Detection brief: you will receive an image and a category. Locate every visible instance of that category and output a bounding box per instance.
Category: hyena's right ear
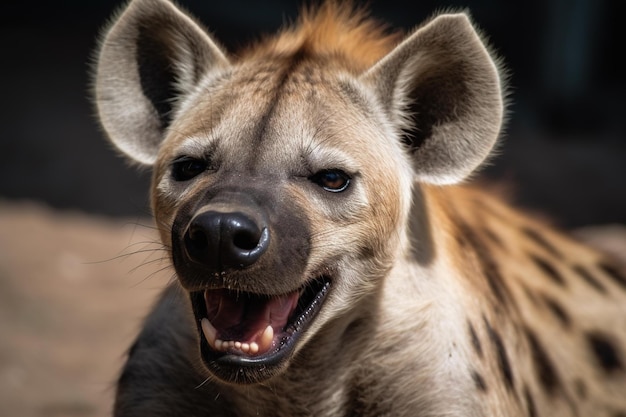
[94,0,229,165]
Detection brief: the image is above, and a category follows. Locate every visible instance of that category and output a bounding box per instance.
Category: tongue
[204,289,299,346]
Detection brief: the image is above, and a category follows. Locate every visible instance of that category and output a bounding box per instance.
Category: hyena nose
[184,211,269,270]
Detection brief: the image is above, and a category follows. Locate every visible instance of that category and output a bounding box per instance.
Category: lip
[190,276,332,384]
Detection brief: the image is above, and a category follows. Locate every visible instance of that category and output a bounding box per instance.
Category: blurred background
[0,1,625,416]
[1,0,625,228]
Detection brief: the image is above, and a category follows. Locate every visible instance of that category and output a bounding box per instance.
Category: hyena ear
[361,13,504,185]
[94,0,230,165]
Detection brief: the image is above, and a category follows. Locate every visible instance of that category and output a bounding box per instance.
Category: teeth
[260,325,274,351]
[201,318,217,348]
[200,319,275,355]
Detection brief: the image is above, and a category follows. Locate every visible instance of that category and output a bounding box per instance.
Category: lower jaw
[191,277,332,384]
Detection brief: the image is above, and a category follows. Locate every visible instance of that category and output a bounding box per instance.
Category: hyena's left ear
[361,13,504,185]
[94,0,230,165]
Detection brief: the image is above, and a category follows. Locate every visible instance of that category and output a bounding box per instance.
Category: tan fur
[93,1,626,416]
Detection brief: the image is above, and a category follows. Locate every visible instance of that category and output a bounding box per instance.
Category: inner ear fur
[93,0,229,165]
[362,13,504,185]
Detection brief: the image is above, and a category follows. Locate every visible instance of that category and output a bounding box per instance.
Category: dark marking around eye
[485,319,514,390]
[525,328,561,393]
[523,227,563,259]
[586,331,624,373]
[541,295,571,328]
[530,254,566,287]
[572,264,607,294]
[598,261,626,290]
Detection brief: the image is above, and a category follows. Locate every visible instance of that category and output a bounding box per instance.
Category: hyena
[93,0,626,415]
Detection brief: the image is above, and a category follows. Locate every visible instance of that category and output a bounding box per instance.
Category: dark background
[1,0,624,228]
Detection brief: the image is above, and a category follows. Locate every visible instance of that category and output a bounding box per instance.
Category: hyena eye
[171,156,208,181]
[309,169,351,193]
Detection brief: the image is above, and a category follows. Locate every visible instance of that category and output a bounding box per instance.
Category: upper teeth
[201,318,275,355]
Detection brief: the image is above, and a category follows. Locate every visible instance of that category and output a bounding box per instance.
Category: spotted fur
[93,1,626,416]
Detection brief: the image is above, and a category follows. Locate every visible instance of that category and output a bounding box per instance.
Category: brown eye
[309,169,351,192]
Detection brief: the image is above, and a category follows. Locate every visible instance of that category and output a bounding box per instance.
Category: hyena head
[94,0,503,384]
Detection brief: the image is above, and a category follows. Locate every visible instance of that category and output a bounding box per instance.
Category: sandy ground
[0,201,171,417]
[0,200,625,417]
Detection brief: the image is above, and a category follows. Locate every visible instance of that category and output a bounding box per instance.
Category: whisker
[128,256,171,274]
[195,376,212,390]
[129,264,176,289]
[85,247,169,265]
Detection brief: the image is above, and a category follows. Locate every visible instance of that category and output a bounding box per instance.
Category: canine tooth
[250,342,259,354]
[201,318,217,348]
[259,325,274,352]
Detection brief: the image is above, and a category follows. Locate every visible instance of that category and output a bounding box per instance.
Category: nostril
[184,225,210,265]
[189,228,209,248]
[233,229,261,251]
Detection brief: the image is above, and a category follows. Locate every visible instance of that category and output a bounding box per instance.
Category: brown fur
[239,1,401,70]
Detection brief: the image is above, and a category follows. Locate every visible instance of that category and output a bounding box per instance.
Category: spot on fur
[587,331,624,373]
[524,386,538,417]
[468,320,483,358]
[574,379,587,399]
[572,264,607,294]
[530,254,566,287]
[483,227,505,248]
[522,284,540,307]
[460,222,514,307]
[485,319,514,390]
[541,295,571,328]
[526,328,562,393]
[523,227,563,259]
[598,261,626,290]
[471,370,487,392]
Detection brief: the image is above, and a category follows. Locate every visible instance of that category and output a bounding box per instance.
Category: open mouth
[190,276,331,380]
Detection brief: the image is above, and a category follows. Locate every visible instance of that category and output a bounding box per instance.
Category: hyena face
[95,0,502,385]
[151,54,412,384]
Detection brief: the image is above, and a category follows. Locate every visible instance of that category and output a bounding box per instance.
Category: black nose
[184,211,269,270]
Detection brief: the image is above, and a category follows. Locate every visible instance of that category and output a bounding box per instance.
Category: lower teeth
[201,318,274,355]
